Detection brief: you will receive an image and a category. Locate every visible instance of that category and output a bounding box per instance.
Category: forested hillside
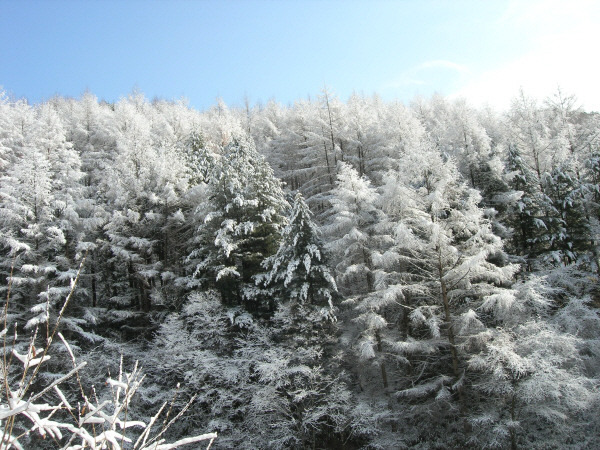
[1,88,599,449]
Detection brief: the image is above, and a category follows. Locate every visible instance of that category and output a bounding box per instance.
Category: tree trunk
[322,139,334,186]
[376,330,389,389]
[437,248,464,406]
[510,379,518,450]
[440,276,460,379]
[91,259,97,307]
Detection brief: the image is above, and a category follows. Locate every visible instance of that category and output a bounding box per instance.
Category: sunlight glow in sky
[1,0,598,111]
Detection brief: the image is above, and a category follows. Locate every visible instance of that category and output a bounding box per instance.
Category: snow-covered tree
[325,162,401,396]
[506,90,553,183]
[542,158,590,265]
[0,101,89,335]
[147,290,356,449]
[189,136,288,313]
[381,148,519,445]
[413,96,493,191]
[260,192,337,318]
[0,89,598,449]
[468,277,598,449]
[326,162,382,297]
[504,143,544,262]
[96,94,191,315]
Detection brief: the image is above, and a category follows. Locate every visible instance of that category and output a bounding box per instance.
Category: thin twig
[21,252,87,399]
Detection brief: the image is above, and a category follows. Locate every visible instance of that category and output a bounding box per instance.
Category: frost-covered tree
[506,90,552,183]
[184,130,214,185]
[0,88,598,449]
[0,91,16,175]
[504,144,544,262]
[0,101,89,334]
[259,192,337,318]
[147,290,357,449]
[97,94,191,316]
[381,148,519,445]
[542,158,590,265]
[0,274,216,450]
[468,277,599,449]
[412,96,494,193]
[326,162,382,297]
[333,94,429,184]
[504,89,598,270]
[189,136,288,313]
[259,98,339,217]
[325,162,400,396]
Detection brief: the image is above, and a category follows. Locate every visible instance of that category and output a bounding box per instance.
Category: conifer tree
[0,102,84,319]
[147,289,356,449]
[384,149,519,445]
[184,130,214,185]
[190,136,288,313]
[468,276,598,449]
[543,158,590,265]
[326,163,396,391]
[326,162,382,297]
[259,191,338,341]
[504,144,544,262]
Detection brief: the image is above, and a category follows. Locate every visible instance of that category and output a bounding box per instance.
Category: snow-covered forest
[1,87,599,449]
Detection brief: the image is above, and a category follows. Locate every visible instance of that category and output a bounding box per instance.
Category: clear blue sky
[1,0,598,111]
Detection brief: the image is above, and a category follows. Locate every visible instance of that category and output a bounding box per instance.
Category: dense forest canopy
[0,87,599,449]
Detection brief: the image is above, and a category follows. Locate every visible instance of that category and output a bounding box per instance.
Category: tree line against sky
[0,88,599,448]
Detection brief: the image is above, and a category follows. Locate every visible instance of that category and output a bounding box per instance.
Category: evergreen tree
[506,90,552,183]
[504,144,544,262]
[190,136,288,313]
[260,192,337,319]
[261,98,339,217]
[325,163,399,395]
[326,162,382,297]
[543,158,590,265]
[147,290,357,449]
[98,94,191,315]
[468,277,598,449]
[184,130,215,185]
[0,102,86,326]
[0,90,598,449]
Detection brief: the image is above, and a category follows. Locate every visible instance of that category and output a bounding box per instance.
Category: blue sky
[1,0,598,111]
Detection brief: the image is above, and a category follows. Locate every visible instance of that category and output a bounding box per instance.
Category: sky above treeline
[1,0,599,112]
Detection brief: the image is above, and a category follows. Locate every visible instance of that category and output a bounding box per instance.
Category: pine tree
[147,290,355,449]
[260,192,337,318]
[543,158,590,265]
[261,98,338,217]
[0,102,85,322]
[506,90,552,183]
[190,136,288,314]
[326,163,398,394]
[468,276,598,449]
[96,94,191,316]
[326,162,382,297]
[257,191,338,355]
[184,130,215,185]
[504,144,544,262]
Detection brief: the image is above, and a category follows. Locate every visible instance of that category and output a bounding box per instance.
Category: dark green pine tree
[542,159,590,265]
[504,144,545,264]
[585,146,600,207]
[259,192,338,322]
[190,136,288,314]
